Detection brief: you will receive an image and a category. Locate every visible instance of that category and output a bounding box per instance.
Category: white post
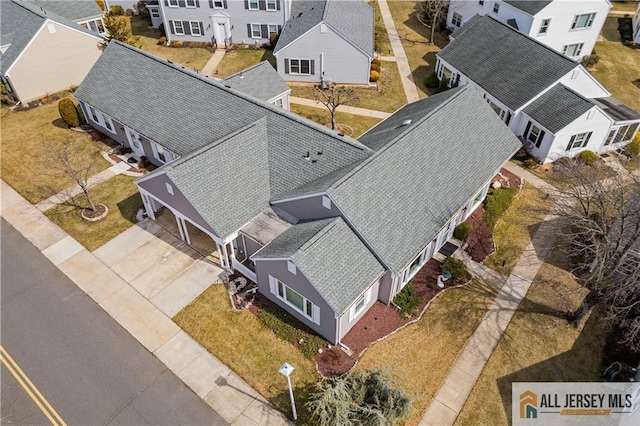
[279,362,297,421]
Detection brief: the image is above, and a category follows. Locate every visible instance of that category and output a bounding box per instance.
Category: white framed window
[266,0,277,11]
[87,105,116,134]
[604,129,616,146]
[173,21,184,35]
[613,124,639,144]
[88,105,99,123]
[562,43,584,58]
[249,0,259,10]
[250,23,261,38]
[168,0,178,7]
[618,252,640,276]
[571,13,596,30]
[150,8,160,18]
[492,3,500,14]
[538,18,550,35]
[269,276,319,324]
[153,143,169,163]
[186,0,196,7]
[452,12,462,28]
[349,288,372,322]
[566,131,592,150]
[287,260,296,275]
[190,21,201,36]
[103,115,115,133]
[272,97,283,108]
[290,59,311,75]
[525,121,545,148]
[268,24,279,36]
[214,0,224,7]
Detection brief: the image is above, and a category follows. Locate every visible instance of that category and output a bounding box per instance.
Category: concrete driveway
[93,220,224,318]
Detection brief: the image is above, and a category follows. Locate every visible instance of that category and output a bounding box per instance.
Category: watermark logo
[520,390,538,419]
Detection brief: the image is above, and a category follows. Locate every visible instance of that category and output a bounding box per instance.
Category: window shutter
[566,135,576,151]
[178,0,186,7]
[584,132,592,147]
[284,58,289,74]
[312,304,320,325]
[195,0,200,6]
[277,0,281,10]
[183,21,191,35]
[261,24,268,39]
[244,0,249,9]
[278,25,282,33]
[169,20,175,34]
[199,22,204,35]
[537,130,545,148]
[505,111,512,126]
[247,23,251,37]
[259,0,266,10]
[524,121,531,138]
[164,0,169,5]
[223,0,227,8]
[269,276,277,295]
[310,60,315,75]
[209,0,213,7]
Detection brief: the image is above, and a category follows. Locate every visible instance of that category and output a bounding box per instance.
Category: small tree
[104,14,132,43]
[313,84,359,131]
[416,0,449,44]
[307,370,411,425]
[58,98,80,127]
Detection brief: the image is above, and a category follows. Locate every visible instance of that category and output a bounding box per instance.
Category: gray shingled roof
[253,217,385,315]
[592,97,640,122]
[27,0,104,21]
[522,84,595,133]
[504,0,553,16]
[274,0,374,57]
[328,86,522,274]
[1,0,103,73]
[75,41,372,201]
[438,15,577,110]
[223,61,290,103]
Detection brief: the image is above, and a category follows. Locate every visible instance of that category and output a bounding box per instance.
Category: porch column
[221,243,230,270]
[142,194,156,220]
[176,215,185,242]
[181,218,191,245]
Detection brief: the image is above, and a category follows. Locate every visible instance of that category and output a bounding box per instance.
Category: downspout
[334,313,340,345]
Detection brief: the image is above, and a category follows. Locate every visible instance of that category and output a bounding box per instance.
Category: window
[87,106,115,134]
[618,252,640,276]
[250,23,261,38]
[186,0,196,7]
[214,0,224,7]
[168,0,178,6]
[249,0,259,10]
[266,0,277,11]
[271,277,318,322]
[562,43,584,58]
[571,13,596,30]
[272,97,283,108]
[526,123,542,144]
[173,20,184,35]
[613,124,639,144]
[190,21,201,36]
[604,129,616,146]
[156,144,167,163]
[493,3,500,14]
[538,18,551,35]
[150,8,160,18]
[268,24,279,36]
[289,59,311,75]
[452,12,462,27]
[88,106,99,123]
[566,132,592,150]
[489,101,502,116]
[103,116,114,132]
[349,288,371,322]
[478,0,484,5]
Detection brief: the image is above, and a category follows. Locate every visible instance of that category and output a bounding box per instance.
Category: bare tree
[416,0,449,44]
[553,159,640,348]
[314,84,359,131]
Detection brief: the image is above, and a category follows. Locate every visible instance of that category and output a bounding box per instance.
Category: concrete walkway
[377,0,421,103]
[201,49,226,76]
[1,180,290,426]
[290,96,392,119]
[420,163,561,425]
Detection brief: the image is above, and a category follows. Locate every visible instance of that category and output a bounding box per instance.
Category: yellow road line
[0,345,66,426]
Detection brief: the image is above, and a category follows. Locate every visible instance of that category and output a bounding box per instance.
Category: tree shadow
[261,49,276,68]
[116,192,143,225]
[633,79,640,90]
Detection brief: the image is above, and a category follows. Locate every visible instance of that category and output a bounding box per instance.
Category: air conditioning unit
[320,76,332,89]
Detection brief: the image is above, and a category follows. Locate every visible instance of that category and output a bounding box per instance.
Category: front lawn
[130,16,212,71]
[290,61,407,113]
[1,101,110,204]
[45,175,142,251]
[210,48,276,77]
[356,279,496,425]
[456,245,609,425]
[290,104,382,138]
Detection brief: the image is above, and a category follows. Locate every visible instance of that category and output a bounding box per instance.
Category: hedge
[483,186,517,230]
[392,284,422,317]
[58,98,80,127]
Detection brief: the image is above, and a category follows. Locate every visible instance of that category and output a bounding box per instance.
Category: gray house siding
[272,194,341,221]
[275,23,371,84]
[137,173,218,236]
[236,232,263,258]
[376,270,394,304]
[337,279,380,342]
[255,258,338,343]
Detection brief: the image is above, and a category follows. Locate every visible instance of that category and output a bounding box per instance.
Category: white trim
[271,192,326,204]
[348,286,372,322]
[266,0,277,11]
[172,20,185,35]
[248,0,259,10]
[288,58,312,75]
[185,0,197,7]
[168,0,179,6]
[190,21,202,36]
[250,23,262,39]
[269,275,320,324]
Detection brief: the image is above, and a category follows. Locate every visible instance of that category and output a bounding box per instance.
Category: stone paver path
[290,96,392,119]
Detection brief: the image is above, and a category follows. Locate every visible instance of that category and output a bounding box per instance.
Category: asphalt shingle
[522,84,595,133]
[27,0,104,21]
[504,0,553,16]
[223,61,290,103]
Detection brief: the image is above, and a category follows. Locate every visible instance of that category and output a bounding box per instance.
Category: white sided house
[446,0,611,60]
[273,0,374,85]
[634,2,640,44]
[0,0,105,103]
[436,15,640,163]
[75,41,520,345]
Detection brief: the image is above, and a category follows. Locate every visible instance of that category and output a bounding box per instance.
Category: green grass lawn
[129,16,212,70]
[211,48,276,77]
[45,175,142,251]
[291,61,406,113]
[370,0,392,55]
[387,0,449,98]
[1,101,110,204]
[456,246,608,425]
[290,104,382,138]
[590,17,640,111]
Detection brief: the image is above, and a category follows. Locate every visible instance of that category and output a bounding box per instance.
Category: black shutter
[169,20,175,34]
[505,111,512,125]
[199,22,204,35]
[247,23,252,37]
[244,0,249,9]
[223,0,227,7]
[284,59,289,74]
[566,135,576,151]
[536,130,545,148]
[261,24,268,39]
[277,0,280,10]
[524,121,531,138]
[259,0,266,10]
[310,59,315,75]
[183,21,191,35]
[195,0,200,6]
[584,132,592,147]
[209,0,213,7]
[164,0,169,5]
[278,25,281,33]
[178,0,185,7]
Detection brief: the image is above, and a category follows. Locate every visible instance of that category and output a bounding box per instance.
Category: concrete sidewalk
[1,180,290,425]
[290,96,392,119]
[201,50,226,76]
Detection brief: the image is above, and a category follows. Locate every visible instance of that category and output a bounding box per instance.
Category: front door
[211,13,231,47]
[125,127,145,157]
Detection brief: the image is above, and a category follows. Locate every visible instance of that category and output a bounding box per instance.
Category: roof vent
[317,149,323,156]
[337,132,344,137]
[401,119,412,126]
[303,150,310,160]
[298,12,302,17]
[225,84,231,88]
[239,72,244,79]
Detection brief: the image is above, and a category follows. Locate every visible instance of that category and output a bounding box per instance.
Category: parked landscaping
[290,104,382,137]
[45,175,142,251]
[211,48,276,78]
[1,101,110,204]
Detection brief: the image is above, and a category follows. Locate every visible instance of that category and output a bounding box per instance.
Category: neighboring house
[158,0,291,47]
[27,0,107,35]
[222,61,291,109]
[436,15,640,163]
[634,2,640,44]
[0,0,105,103]
[610,192,640,279]
[446,0,611,60]
[273,0,374,84]
[75,41,520,344]
[146,1,164,28]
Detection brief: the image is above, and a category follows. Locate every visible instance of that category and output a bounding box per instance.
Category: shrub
[441,257,470,281]
[104,14,132,42]
[392,284,422,317]
[425,72,440,88]
[157,36,166,45]
[171,41,183,48]
[581,54,600,68]
[578,150,598,166]
[58,98,80,127]
[269,32,279,48]
[371,58,381,67]
[453,222,471,241]
[370,63,381,72]
[523,158,538,169]
[369,70,380,82]
[626,137,640,157]
[483,186,517,230]
[107,5,125,15]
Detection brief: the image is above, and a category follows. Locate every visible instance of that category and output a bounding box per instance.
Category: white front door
[211,13,231,46]
[125,127,145,157]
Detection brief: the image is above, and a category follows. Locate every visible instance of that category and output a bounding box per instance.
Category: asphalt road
[0,218,227,425]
